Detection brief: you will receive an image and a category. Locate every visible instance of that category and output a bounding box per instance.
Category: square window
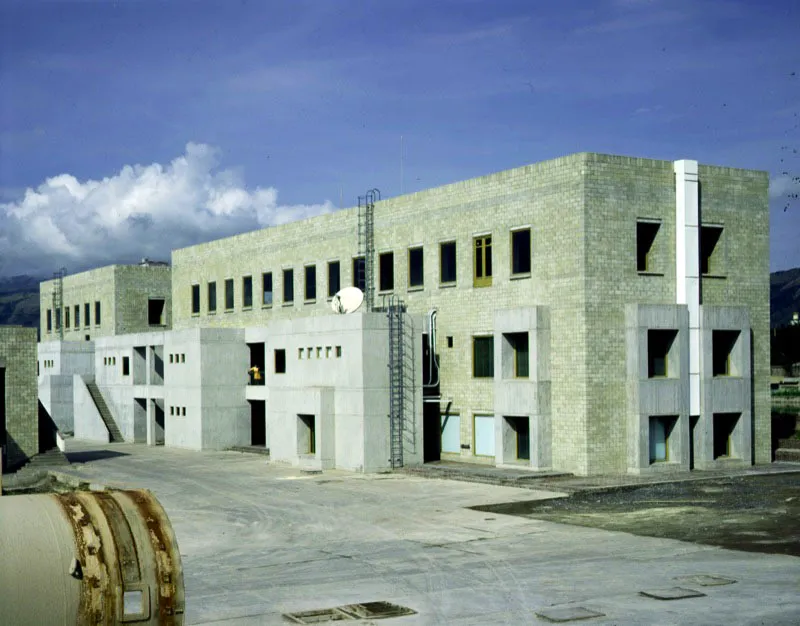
[648,329,677,378]
[473,235,492,287]
[712,330,740,377]
[274,349,286,373]
[191,284,201,314]
[649,416,676,463]
[408,247,424,288]
[473,336,494,378]
[440,241,456,284]
[352,256,366,292]
[283,269,294,303]
[148,298,165,325]
[224,278,234,310]
[305,265,316,301]
[262,272,273,306]
[379,252,394,291]
[208,282,217,313]
[511,229,531,275]
[636,220,661,272]
[700,225,724,275]
[243,276,253,308]
[328,261,340,297]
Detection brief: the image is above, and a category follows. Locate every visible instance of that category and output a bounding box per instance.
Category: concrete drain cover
[339,601,417,619]
[283,607,354,623]
[535,606,606,622]
[639,587,706,601]
[674,574,737,587]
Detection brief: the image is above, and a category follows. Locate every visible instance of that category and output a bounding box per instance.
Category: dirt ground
[472,473,800,557]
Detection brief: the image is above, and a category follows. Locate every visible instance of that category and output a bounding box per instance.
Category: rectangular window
[327,261,340,297]
[504,332,529,378]
[94,301,101,326]
[46,309,52,332]
[84,303,90,327]
[65,307,70,329]
[473,336,494,378]
[274,348,286,373]
[511,229,531,275]
[283,269,294,303]
[700,225,724,275]
[712,330,740,377]
[473,414,495,457]
[148,299,165,325]
[262,272,273,306]
[305,265,316,301]
[224,278,234,310]
[440,241,456,284]
[243,276,253,308]
[649,416,676,463]
[55,308,61,330]
[440,412,461,454]
[122,356,130,376]
[352,256,365,292]
[506,416,530,460]
[379,252,394,291]
[648,329,677,378]
[208,282,217,313]
[637,220,661,272]
[298,414,316,455]
[474,235,492,287]
[713,413,739,459]
[74,305,80,328]
[408,247,424,288]
[191,284,200,314]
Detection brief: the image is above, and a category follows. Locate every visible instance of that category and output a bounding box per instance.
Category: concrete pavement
[55,441,800,625]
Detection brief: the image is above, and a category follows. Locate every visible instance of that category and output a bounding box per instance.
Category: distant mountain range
[1,268,799,331]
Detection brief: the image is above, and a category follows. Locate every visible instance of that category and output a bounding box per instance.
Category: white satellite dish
[331,286,364,314]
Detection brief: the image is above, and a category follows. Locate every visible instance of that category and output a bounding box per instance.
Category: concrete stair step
[775,448,800,463]
[776,437,800,450]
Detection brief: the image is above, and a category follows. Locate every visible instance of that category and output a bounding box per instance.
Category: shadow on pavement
[66,449,130,464]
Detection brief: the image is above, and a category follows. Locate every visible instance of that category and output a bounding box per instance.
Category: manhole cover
[674,574,737,587]
[639,587,706,600]
[535,606,606,622]
[339,601,417,619]
[283,607,354,623]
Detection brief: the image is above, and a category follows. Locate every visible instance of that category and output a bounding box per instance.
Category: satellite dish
[331,287,364,314]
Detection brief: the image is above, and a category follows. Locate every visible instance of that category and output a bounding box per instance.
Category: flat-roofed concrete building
[1,326,40,472]
[38,153,770,476]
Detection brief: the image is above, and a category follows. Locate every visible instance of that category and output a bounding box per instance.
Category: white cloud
[770,175,797,199]
[0,143,334,277]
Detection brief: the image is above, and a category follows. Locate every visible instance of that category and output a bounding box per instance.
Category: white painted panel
[441,414,460,454]
[474,414,495,457]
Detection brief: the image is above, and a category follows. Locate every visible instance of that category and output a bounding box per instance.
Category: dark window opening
[379,252,394,291]
[148,299,165,325]
[507,416,530,460]
[700,225,723,275]
[409,247,424,288]
[74,305,80,328]
[65,307,70,329]
[506,332,529,378]
[46,309,52,332]
[84,303,91,327]
[447,336,454,348]
[55,308,61,330]
[713,330,740,377]
[474,235,492,287]
[274,348,286,373]
[122,356,130,376]
[328,261,340,297]
[94,301,101,326]
[262,272,273,306]
[511,229,531,275]
[353,256,366,292]
[191,284,200,314]
[637,221,661,272]
[440,242,456,284]
[243,276,253,308]
[283,269,294,303]
[298,414,316,455]
[648,329,677,378]
[649,415,676,463]
[473,336,494,378]
[224,278,234,310]
[208,282,217,313]
[305,265,316,301]
[713,413,739,459]
[248,342,265,385]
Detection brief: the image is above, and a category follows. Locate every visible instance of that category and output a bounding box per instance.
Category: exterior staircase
[5,447,71,488]
[86,381,124,442]
[775,437,800,463]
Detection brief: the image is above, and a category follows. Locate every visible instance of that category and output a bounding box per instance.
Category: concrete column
[675,160,701,416]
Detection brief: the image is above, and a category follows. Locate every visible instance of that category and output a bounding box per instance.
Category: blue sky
[1,0,798,276]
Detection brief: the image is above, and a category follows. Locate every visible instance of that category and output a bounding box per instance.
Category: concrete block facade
[1,326,39,471]
[36,152,770,476]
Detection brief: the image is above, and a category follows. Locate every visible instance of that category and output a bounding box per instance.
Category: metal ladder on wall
[53,267,66,340]
[387,295,406,469]
[357,189,379,312]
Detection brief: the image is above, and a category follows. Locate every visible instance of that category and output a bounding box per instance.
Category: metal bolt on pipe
[0,489,185,625]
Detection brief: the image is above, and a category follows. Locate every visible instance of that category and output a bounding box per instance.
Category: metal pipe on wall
[0,488,185,625]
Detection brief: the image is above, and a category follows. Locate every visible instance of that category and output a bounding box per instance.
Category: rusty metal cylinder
[0,489,185,625]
